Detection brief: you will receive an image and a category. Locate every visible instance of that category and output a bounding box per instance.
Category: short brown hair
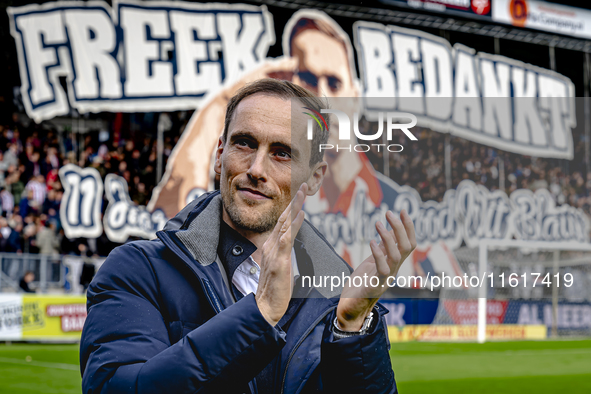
[223,78,329,166]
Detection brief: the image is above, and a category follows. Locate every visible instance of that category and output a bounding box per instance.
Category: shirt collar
[241,248,300,282]
[164,192,351,300]
[217,221,257,283]
[218,221,305,296]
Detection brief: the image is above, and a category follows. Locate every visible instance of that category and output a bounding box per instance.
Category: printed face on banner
[148,9,363,219]
[291,29,356,98]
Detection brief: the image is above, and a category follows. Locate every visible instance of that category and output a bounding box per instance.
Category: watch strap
[332,311,374,339]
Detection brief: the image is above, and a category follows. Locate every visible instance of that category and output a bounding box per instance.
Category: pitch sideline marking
[393,348,591,358]
[0,356,79,371]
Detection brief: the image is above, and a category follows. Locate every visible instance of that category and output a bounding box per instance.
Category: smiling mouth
[237,187,271,200]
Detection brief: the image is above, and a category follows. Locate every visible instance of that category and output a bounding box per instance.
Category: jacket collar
[162,191,352,298]
[175,192,223,266]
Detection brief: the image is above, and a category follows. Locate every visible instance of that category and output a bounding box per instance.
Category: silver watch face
[361,312,374,332]
[333,311,374,337]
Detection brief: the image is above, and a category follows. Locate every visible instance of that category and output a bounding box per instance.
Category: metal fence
[0,253,104,294]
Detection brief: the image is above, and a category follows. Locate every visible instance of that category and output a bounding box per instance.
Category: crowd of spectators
[0,110,590,260]
[362,117,591,216]
[0,111,190,257]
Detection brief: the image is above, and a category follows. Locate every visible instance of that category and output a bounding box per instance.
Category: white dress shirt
[232,248,299,296]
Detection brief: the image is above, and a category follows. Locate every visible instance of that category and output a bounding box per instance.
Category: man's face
[292,29,360,164]
[215,93,321,234]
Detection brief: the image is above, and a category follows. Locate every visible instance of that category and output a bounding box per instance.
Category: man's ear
[306,160,327,196]
[214,137,224,175]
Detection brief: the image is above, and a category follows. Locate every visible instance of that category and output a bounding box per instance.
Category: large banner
[8,0,274,123]
[381,299,591,341]
[355,24,575,159]
[59,162,590,267]
[8,1,575,159]
[387,324,547,341]
[437,299,591,334]
[0,294,86,341]
[9,1,588,266]
[59,164,166,241]
[381,299,439,325]
[506,300,591,332]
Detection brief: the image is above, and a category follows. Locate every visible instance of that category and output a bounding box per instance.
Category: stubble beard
[221,185,285,234]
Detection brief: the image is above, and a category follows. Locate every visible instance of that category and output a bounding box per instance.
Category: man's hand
[255,184,308,326]
[336,210,416,331]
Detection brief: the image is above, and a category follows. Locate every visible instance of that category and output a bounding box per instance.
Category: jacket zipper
[158,231,257,394]
[157,231,224,314]
[160,230,335,394]
[280,306,336,394]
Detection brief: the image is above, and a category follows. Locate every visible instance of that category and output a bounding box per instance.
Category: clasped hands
[255,184,417,330]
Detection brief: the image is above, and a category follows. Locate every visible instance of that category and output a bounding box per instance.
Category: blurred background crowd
[363,118,591,215]
[0,109,588,259]
[0,111,189,258]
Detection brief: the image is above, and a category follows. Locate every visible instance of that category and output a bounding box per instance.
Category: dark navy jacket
[80,191,397,393]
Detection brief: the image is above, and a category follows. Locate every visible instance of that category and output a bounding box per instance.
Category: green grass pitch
[390,340,591,393]
[0,340,590,393]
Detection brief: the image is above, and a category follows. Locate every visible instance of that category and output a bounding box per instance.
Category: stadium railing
[0,253,104,294]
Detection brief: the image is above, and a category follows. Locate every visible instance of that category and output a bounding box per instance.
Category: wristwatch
[332,311,375,339]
